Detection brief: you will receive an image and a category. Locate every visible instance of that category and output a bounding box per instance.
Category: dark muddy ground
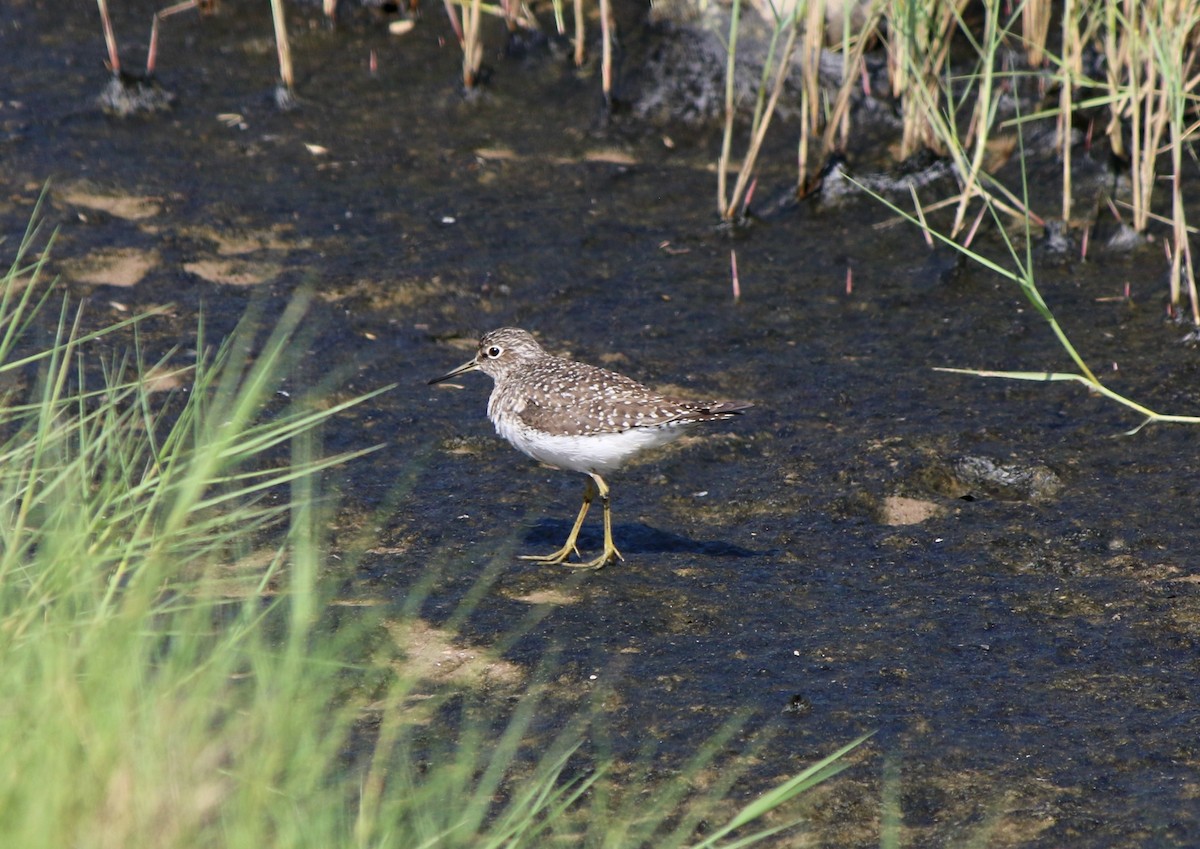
[4,0,1200,845]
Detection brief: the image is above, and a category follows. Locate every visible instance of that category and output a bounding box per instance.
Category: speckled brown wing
[515,357,751,436]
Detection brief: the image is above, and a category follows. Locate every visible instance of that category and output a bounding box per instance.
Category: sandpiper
[429,328,751,569]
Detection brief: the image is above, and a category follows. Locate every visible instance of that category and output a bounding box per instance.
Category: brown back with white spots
[472,329,750,437]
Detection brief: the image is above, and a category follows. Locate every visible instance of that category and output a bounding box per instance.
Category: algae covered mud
[4,0,1200,845]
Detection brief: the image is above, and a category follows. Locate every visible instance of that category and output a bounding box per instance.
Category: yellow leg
[518,473,624,569]
[518,477,595,565]
[577,473,623,570]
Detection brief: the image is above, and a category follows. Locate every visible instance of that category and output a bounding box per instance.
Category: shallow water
[5,0,1200,845]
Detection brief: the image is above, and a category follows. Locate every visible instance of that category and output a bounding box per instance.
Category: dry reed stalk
[947,0,1006,237]
[909,171,1040,230]
[717,0,743,215]
[96,0,121,73]
[886,0,907,98]
[270,0,294,92]
[444,0,466,46]
[798,88,813,193]
[574,0,585,65]
[801,0,826,132]
[796,0,824,192]
[599,0,613,107]
[1113,202,1200,233]
[1101,0,1129,159]
[444,0,545,81]
[961,197,987,248]
[1130,0,1152,232]
[878,187,1031,225]
[1133,45,1168,237]
[1057,0,1083,223]
[463,0,484,87]
[1153,4,1200,321]
[829,0,870,150]
[831,26,851,150]
[1183,240,1199,324]
[723,11,801,219]
[908,185,935,247]
[730,249,741,301]
[1021,0,1051,66]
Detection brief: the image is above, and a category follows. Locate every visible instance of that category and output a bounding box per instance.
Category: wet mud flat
[4,0,1200,845]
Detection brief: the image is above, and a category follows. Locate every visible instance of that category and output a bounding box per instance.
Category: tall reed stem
[270,0,294,92]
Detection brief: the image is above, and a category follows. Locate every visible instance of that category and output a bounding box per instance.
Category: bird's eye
[486,346,502,358]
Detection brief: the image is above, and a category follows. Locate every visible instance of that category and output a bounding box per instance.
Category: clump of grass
[718,0,801,221]
[0,196,383,845]
[886,0,968,160]
[806,0,886,192]
[1,198,872,845]
[857,124,1200,434]
[1140,2,1200,321]
[782,0,1200,318]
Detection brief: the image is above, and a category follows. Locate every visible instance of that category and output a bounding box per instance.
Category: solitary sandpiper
[429,328,752,569]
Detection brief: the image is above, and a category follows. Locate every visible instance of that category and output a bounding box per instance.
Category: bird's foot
[566,543,623,571]
[518,543,580,565]
[518,542,622,570]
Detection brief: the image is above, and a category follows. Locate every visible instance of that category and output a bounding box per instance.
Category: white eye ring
[486,346,503,358]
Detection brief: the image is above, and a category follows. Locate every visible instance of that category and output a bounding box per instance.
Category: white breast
[492,411,687,475]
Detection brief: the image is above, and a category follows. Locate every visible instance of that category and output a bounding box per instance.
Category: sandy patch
[59,185,162,220]
[509,588,579,605]
[880,495,944,525]
[184,258,280,286]
[65,247,159,287]
[388,619,525,691]
[185,224,307,256]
